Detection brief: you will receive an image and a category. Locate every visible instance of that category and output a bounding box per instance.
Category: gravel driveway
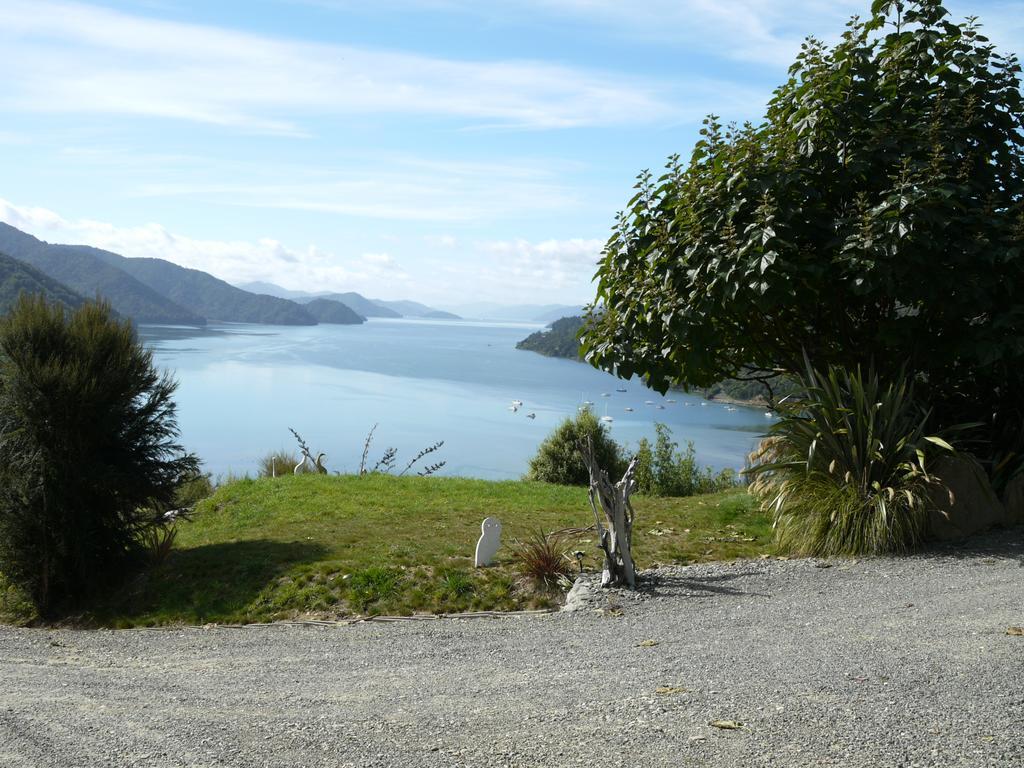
[2,531,1022,768]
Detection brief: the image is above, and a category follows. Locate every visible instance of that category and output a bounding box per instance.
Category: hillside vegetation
[298,291,401,318]
[0,252,86,313]
[0,224,205,325]
[303,298,365,324]
[516,315,585,358]
[86,250,318,325]
[67,476,769,627]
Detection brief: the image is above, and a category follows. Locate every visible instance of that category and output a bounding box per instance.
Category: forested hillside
[82,248,317,325]
[0,252,86,313]
[303,298,365,324]
[515,315,584,358]
[0,224,205,325]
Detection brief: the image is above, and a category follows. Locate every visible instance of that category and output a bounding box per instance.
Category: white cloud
[0,0,683,132]
[431,236,604,302]
[298,1,1024,67]
[0,198,601,304]
[295,0,863,66]
[129,155,586,222]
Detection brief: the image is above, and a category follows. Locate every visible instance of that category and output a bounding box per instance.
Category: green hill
[0,224,205,325]
[82,248,317,326]
[303,298,365,324]
[0,252,87,314]
[515,315,585,358]
[300,292,401,318]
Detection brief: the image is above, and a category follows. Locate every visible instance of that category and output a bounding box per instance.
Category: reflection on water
[140,318,770,480]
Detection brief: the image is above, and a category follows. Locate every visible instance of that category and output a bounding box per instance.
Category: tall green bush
[582,0,1024,484]
[747,364,959,555]
[527,407,625,485]
[0,296,197,614]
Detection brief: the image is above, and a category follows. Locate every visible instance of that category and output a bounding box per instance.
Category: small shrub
[512,530,573,589]
[0,572,38,626]
[346,567,403,613]
[633,437,655,493]
[527,407,625,485]
[141,525,178,567]
[259,450,305,478]
[174,471,214,507]
[748,363,960,556]
[631,424,736,497]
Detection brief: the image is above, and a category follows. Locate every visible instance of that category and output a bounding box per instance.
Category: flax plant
[748,363,964,555]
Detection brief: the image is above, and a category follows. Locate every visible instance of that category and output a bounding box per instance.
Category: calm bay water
[139,318,771,480]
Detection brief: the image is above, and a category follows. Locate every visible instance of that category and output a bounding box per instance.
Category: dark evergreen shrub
[0,296,197,614]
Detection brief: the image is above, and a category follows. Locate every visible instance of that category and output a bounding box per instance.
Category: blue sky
[1,0,1021,306]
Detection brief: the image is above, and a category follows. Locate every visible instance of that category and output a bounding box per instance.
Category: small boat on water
[624,407,634,412]
[645,400,654,405]
[601,392,611,397]
[726,406,737,412]
[657,405,666,410]
[666,399,676,404]
[765,411,773,417]
[600,404,614,423]
[583,400,594,406]
[616,387,627,393]
[511,399,523,407]
[700,402,708,407]
[526,412,536,419]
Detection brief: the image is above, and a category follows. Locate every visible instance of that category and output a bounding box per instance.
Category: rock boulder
[928,455,1007,541]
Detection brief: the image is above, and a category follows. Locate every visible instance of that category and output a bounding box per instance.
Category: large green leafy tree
[0,296,197,614]
[582,0,1024,479]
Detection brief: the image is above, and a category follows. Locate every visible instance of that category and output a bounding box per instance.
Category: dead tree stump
[580,439,639,589]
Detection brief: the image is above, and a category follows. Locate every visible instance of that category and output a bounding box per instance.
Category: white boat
[726,406,737,412]
[624,407,634,412]
[600,415,614,423]
[666,399,676,403]
[601,392,611,397]
[511,399,523,407]
[645,400,654,405]
[583,400,594,406]
[700,402,708,407]
[656,404,666,410]
[765,411,773,417]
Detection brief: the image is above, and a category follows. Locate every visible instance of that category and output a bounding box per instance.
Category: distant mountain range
[236,282,460,320]
[0,223,205,325]
[0,224,446,327]
[443,302,585,323]
[0,222,585,329]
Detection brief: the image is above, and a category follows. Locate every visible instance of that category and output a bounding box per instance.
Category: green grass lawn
[9,475,773,627]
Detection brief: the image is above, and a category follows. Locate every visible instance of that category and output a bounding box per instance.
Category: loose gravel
[2,531,1022,767]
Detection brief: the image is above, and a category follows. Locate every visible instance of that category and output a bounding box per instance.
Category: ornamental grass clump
[512,530,573,589]
[748,363,960,556]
